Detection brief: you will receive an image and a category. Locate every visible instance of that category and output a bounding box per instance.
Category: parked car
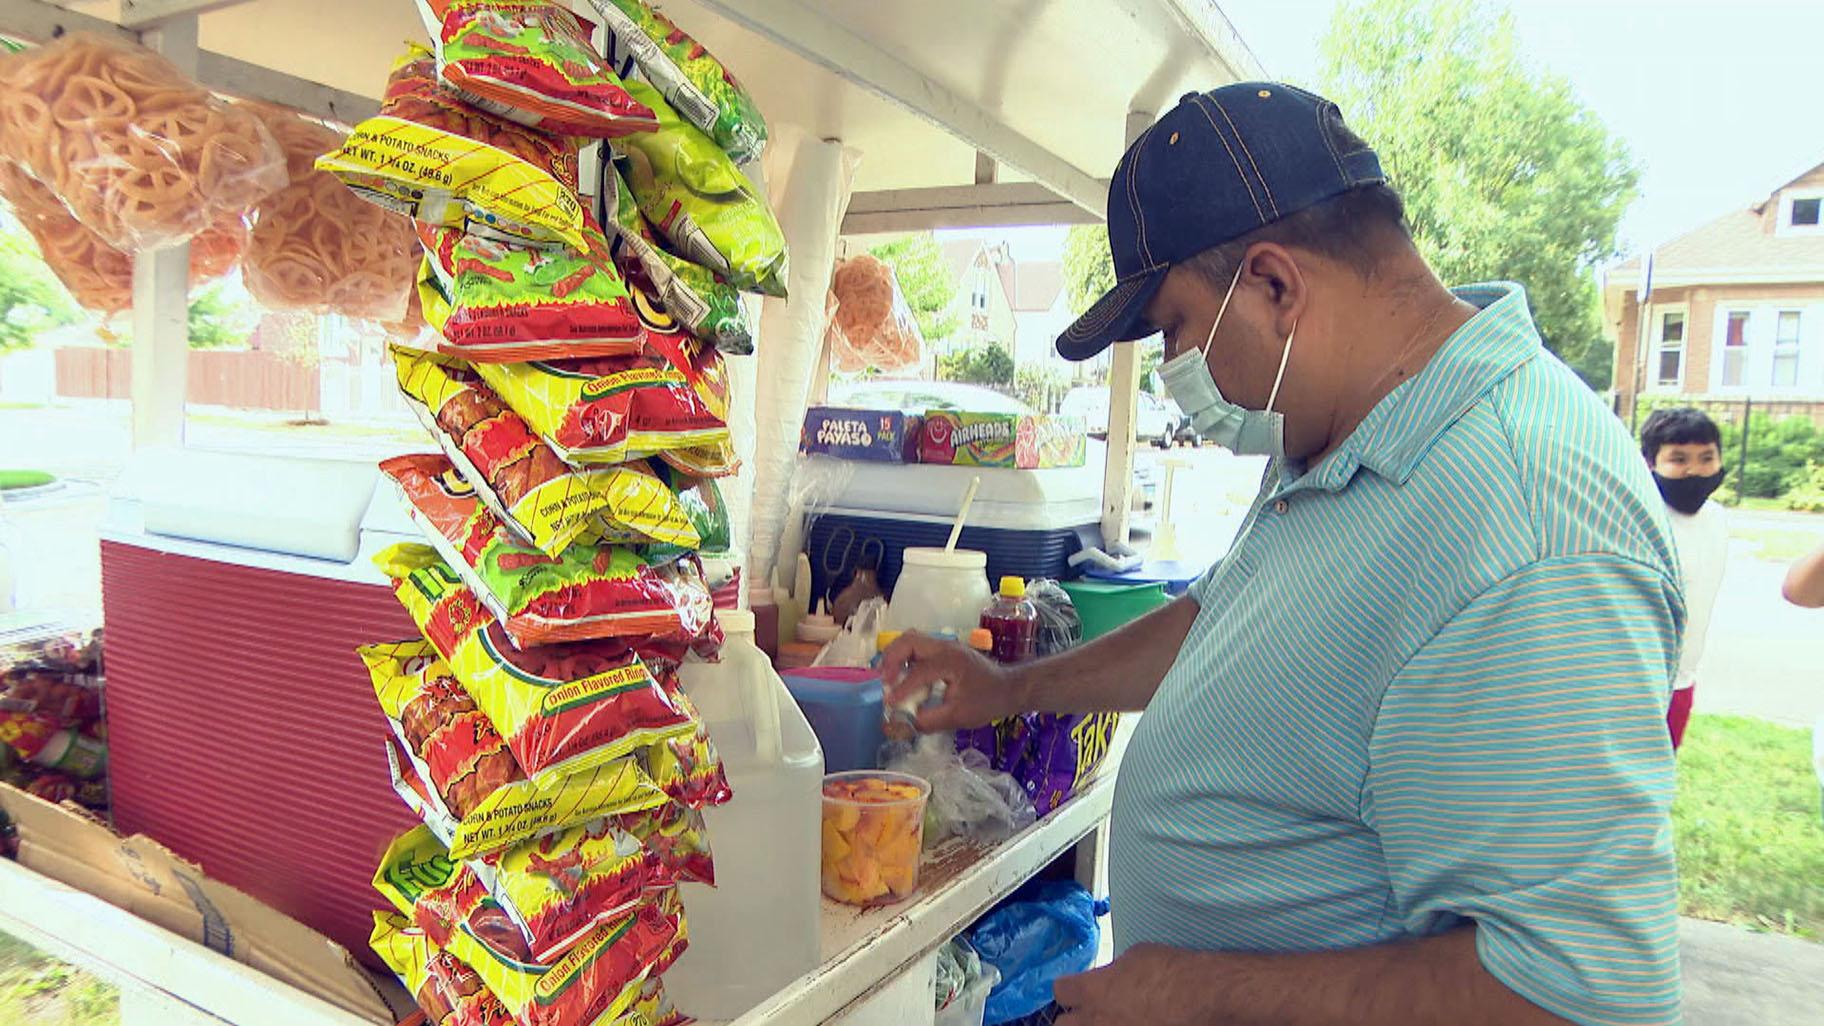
[829,379,1031,414]
[1059,387,1177,448]
[1162,396,1202,446]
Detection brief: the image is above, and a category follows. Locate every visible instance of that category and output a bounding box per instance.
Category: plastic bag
[417,0,657,138]
[0,163,245,315]
[811,596,887,668]
[241,102,418,321]
[1024,580,1083,658]
[391,347,703,558]
[418,218,647,361]
[935,937,999,1013]
[966,880,1100,1026]
[886,733,1035,845]
[602,165,752,355]
[611,79,787,297]
[829,255,924,374]
[0,33,287,251]
[594,0,767,162]
[618,800,715,887]
[319,45,586,251]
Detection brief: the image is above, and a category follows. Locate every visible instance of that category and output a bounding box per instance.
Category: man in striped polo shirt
[882,83,1683,1026]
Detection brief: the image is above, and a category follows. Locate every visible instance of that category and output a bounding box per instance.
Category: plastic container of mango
[820,770,930,907]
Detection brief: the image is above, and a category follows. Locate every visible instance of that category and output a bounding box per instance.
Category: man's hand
[878,632,1026,732]
[1053,945,1212,1026]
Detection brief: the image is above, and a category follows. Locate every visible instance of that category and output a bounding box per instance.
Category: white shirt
[1667,500,1728,690]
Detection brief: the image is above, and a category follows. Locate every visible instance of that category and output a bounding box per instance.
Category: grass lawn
[1673,714,1824,939]
[0,930,117,1026]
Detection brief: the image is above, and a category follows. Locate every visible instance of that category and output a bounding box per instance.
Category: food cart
[0,0,1262,1022]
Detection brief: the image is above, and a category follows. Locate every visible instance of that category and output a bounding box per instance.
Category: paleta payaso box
[916,411,1086,469]
[800,407,921,462]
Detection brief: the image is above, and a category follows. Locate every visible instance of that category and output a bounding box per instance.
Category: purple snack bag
[1012,711,1121,815]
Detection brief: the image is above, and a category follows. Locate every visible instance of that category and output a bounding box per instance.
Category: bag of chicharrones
[0,32,286,251]
[830,255,924,374]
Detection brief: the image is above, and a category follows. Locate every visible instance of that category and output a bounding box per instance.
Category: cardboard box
[800,407,921,462]
[0,782,409,1024]
[916,412,1087,469]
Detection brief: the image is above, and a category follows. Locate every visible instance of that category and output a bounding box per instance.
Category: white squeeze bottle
[669,609,826,1019]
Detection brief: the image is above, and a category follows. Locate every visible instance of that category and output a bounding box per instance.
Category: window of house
[1772,310,1802,387]
[1721,311,1749,387]
[1793,198,1822,227]
[1654,310,1685,388]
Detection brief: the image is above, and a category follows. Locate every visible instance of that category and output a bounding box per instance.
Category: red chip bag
[392,347,702,558]
[644,677,732,809]
[618,800,715,887]
[417,0,658,138]
[418,219,647,363]
[473,285,731,466]
[472,818,650,962]
[382,453,715,647]
[449,891,681,1026]
[319,45,585,251]
[379,544,701,787]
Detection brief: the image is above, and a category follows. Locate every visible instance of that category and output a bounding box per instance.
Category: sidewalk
[1682,917,1824,1024]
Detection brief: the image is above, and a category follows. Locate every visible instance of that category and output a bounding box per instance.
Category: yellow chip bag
[318,44,586,251]
[377,544,699,786]
[473,818,650,962]
[367,647,671,859]
[392,347,702,558]
[371,911,465,1026]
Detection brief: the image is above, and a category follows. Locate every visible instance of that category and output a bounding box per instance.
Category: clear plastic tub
[821,770,930,907]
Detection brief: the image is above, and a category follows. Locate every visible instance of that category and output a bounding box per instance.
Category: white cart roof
[26,0,1262,216]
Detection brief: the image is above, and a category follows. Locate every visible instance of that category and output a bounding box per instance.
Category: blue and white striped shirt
[1109,283,1683,1025]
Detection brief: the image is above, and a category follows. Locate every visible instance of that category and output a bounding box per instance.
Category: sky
[1218,0,1824,254]
[943,0,1824,265]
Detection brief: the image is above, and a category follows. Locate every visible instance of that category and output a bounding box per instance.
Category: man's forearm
[1784,545,1824,608]
[1156,928,1569,1026]
[1012,595,1199,715]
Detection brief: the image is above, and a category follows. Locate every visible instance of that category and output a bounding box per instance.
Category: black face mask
[1653,470,1725,515]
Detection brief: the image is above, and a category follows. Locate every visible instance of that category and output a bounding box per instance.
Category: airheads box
[917,412,1086,469]
[800,407,921,462]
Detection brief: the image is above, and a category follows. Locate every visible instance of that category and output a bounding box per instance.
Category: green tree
[867,233,959,348]
[1062,225,1115,316]
[937,342,1015,387]
[1317,0,1636,389]
[187,282,257,349]
[0,228,78,349]
[1014,364,1068,412]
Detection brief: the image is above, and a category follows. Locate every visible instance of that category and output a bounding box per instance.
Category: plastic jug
[669,610,826,1019]
[884,547,992,637]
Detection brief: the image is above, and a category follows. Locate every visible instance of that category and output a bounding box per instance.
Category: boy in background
[1641,407,1730,750]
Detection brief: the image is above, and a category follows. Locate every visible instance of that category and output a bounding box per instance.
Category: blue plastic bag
[966,880,1100,1025]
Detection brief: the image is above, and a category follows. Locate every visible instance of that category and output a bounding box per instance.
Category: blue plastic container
[780,667,886,773]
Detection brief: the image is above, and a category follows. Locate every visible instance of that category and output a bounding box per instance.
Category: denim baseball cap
[1057,82,1385,361]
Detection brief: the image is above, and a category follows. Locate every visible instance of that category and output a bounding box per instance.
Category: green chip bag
[602,166,752,355]
[592,0,767,163]
[611,79,787,299]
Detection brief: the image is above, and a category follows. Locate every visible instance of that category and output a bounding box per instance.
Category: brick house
[1606,162,1824,426]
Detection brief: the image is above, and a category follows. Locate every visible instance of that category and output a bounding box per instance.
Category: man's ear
[1240,243,1307,338]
